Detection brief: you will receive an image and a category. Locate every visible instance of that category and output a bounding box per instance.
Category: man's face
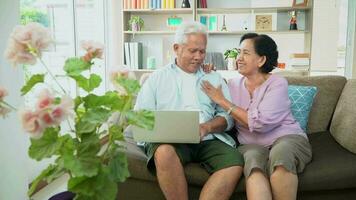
[174,33,207,73]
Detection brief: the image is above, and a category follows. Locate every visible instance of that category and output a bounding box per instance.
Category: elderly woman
[201,33,312,200]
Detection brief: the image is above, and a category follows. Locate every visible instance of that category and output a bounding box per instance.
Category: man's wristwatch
[227,105,236,115]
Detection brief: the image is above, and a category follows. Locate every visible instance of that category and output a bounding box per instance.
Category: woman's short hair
[174,21,208,44]
[240,33,278,73]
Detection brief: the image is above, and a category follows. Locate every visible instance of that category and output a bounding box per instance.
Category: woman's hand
[201,64,216,73]
[201,80,225,104]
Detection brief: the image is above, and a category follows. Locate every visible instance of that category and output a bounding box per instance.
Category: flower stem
[38,58,67,95]
[1,101,17,111]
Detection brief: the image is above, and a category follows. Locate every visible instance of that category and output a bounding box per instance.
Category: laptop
[132,110,200,143]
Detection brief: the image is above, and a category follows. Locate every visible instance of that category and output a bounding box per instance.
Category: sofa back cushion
[288,85,318,132]
[330,79,356,154]
[285,76,346,133]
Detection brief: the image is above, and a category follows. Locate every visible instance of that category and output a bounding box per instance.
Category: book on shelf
[124,43,131,67]
[124,42,143,69]
[208,15,218,31]
[199,15,208,26]
[198,0,207,8]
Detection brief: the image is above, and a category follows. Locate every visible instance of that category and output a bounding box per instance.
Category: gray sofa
[117,75,356,200]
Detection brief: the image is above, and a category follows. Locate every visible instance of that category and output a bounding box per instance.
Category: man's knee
[154,144,179,169]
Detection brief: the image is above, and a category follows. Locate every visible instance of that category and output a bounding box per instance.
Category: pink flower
[0,86,8,100]
[20,110,44,138]
[37,94,74,127]
[51,96,74,125]
[81,40,104,62]
[4,22,52,66]
[36,89,54,109]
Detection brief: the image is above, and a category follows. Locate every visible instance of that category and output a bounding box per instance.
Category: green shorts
[144,139,244,175]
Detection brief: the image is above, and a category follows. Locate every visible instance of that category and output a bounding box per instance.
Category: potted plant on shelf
[2,22,154,200]
[224,48,239,70]
[128,15,144,31]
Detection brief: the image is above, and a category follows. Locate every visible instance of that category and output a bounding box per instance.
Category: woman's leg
[270,166,298,200]
[247,169,272,200]
[238,144,271,200]
[268,134,312,200]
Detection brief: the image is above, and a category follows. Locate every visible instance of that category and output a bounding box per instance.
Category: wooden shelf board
[123,8,193,14]
[197,6,311,14]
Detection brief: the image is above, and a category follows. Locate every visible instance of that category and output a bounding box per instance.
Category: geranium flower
[4,22,52,66]
[36,89,55,110]
[20,109,44,138]
[0,86,13,118]
[0,86,8,100]
[81,40,104,62]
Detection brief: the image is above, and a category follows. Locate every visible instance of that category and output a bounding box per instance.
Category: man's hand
[199,122,211,141]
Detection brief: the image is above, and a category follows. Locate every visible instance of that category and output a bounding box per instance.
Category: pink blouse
[228,74,307,147]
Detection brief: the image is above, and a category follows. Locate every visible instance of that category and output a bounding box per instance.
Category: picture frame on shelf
[255,14,272,31]
[292,0,308,7]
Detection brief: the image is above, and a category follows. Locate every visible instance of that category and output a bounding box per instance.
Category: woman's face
[236,39,265,77]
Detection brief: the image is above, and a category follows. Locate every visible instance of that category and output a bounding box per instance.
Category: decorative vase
[131,23,140,31]
[181,0,190,8]
[227,58,236,70]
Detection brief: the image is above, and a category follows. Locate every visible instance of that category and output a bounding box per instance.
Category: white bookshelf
[121,0,313,71]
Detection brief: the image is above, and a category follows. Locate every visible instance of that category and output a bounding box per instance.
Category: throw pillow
[288,85,318,132]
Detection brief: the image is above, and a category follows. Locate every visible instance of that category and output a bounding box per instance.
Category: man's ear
[173,43,179,53]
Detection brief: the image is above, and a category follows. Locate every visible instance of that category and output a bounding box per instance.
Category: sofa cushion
[285,76,346,133]
[298,131,356,191]
[330,79,356,154]
[124,130,356,193]
[288,85,318,132]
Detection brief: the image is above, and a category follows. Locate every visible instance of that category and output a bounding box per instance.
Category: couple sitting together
[134,21,312,200]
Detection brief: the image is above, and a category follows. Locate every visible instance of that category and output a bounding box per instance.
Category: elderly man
[134,21,243,200]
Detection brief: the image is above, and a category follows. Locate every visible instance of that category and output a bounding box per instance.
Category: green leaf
[81,107,111,124]
[28,164,59,196]
[116,77,140,95]
[63,134,101,177]
[109,125,124,141]
[71,74,101,93]
[64,57,91,76]
[28,127,60,161]
[83,92,125,110]
[75,120,97,134]
[21,74,44,95]
[74,96,83,111]
[58,134,75,156]
[68,167,118,200]
[45,158,66,183]
[108,151,130,182]
[126,110,155,130]
[68,176,96,197]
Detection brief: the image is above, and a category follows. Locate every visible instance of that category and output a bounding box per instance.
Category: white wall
[310,0,339,71]
[345,0,356,78]
[0,0,28,199]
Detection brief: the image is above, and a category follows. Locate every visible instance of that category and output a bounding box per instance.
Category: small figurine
[289,11,298,30]
[221,15,227,31]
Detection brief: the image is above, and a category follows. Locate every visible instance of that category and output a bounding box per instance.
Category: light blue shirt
[134,63,236,147]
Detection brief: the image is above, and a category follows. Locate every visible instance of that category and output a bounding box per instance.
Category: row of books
[124,42,143,69]
[124,0,176,9]
[197,0,208,8]
[289,53,310,70]
[199,15,219,31]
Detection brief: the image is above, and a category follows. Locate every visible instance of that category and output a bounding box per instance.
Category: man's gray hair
[174,21,208,44]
